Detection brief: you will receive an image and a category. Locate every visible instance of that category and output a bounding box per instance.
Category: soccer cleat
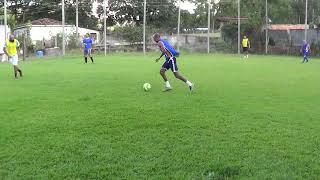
[188,83,194,92]
[189,84,193,91]
[163,87,173,92]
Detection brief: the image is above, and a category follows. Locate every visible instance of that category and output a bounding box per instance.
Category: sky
[180,1,197,13]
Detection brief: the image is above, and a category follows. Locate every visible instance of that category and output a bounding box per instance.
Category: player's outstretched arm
[3,46,10,58]
[156,53,165,62]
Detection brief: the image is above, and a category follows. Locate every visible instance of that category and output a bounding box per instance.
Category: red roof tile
[31,18,65,25]
[269,24,308,30]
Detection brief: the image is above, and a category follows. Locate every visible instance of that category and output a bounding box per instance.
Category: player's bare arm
[156,53,165,62]
[3,47,10,58]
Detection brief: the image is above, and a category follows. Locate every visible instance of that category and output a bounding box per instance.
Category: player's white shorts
[9,54,19,66]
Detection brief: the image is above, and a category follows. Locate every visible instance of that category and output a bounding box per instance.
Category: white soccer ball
[143,83,152,91]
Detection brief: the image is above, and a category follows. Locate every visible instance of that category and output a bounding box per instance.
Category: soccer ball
[143,83,152,91]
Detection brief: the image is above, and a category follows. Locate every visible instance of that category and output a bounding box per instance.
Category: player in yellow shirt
[242,36,250,59]
[3,35,23,79]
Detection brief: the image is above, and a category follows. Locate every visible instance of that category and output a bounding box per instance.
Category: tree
[0,8,17,30]
[96,0,179,30]
[2,0,99,29]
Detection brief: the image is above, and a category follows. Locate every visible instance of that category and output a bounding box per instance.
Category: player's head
[244,35,247,39]
[9,34,15,42]
[303,40,307,44]
[153,33,161,42]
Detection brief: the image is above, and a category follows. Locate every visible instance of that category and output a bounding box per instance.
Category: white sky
[180,1,197,13]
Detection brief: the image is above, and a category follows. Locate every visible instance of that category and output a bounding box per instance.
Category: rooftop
[31,18,66,25]
[216,17,249,22]
[269,24,309,30]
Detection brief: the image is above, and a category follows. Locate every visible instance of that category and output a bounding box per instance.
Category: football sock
[186,80,192,86]
[85,57,88,63]
[18,69,22,77]
[90,57,94,63]
[165,81,171,88]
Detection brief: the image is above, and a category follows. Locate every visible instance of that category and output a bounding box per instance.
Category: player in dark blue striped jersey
[153,33,193,91]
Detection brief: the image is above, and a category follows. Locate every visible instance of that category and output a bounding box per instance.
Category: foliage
[112,25,159,43]
[56,33,63,49]
[193,0,320,34]
[67,33,81,49]
[96,0,178,29]
[114,26,144,43]
[34,40,44,51]
[1,0,99,29]
[16,34,33,52]
[55,32,79,50]
[0,9,17,31]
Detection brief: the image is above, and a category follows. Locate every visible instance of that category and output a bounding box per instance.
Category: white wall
[14,25,100,43]
[78,27,100,42]
[0,25,11,54]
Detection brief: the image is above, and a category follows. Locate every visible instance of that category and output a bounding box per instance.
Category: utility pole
[4,0,7,39]
[143,0,147,54]
[177,0,181,51]
[207,0,211,54]
[104,0,107,56]
[62,0,65,56]
[265,0,268,54]
[304,0,308,41]
[76,0,79,37]
[238,0,241,54]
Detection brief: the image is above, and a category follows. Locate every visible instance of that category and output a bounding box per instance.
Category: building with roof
[266,24,320,47]
[14,18,100,43]
[216,16,249,29]
[268,24,309,31]
[0,25,10,55]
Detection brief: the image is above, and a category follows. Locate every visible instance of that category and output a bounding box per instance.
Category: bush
[56,33,63,49]
[55,33,80,50]
[67,33,81,50]
[16,34,34,55]
[34,41,44,51]
[112,25,159,44]
[113,26,143,43]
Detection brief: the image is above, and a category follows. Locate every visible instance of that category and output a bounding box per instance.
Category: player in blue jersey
[301,40,310,63]
[153,33,193,91]
[82,34,94,64]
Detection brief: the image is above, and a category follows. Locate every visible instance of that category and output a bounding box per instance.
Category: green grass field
[1,53,320,179]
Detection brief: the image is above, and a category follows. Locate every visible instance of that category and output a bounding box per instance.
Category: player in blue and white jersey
[153,33,193,91]
[83,34,94,64]
[301,40,310,63]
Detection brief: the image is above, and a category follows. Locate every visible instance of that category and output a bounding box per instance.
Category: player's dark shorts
[162,57,178,72]
[243,47,248,52]
[84,48,92,55]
